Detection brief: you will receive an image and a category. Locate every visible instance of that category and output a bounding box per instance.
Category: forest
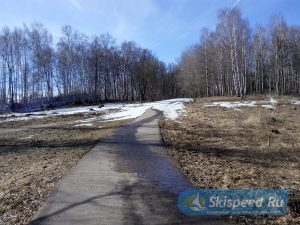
[0,8,300,112]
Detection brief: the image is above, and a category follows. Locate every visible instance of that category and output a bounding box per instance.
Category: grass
[0,115,130,225]
[160,96,300,225]
[0,110,107,129]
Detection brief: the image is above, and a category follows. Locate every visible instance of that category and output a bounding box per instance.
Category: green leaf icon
[200,197,206,207]
[183,194,197,208]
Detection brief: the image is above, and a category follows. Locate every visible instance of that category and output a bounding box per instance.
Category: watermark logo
[182,193,207,211]
[178,189,289,216]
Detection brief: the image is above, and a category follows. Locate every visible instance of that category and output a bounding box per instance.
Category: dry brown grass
[0,116,130,225]
[0,109,109,129]
[160,96,300,225]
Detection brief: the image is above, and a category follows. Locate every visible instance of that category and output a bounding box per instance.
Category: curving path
[30,109,231,225]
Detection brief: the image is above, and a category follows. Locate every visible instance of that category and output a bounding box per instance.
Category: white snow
[0,105,102,119]
[261,97,277,108]
[102,104,150,121]
[291,99,300,105]
[269,97,278,104]
[102,98,193,121]
[204,97,279,110]
[74,123,93,127]
[204,101,257,111]
[261,105,275,109]
[151,98,192,120]
[0,98,193,123]
[0,103,128,123]
[20,135,35,140]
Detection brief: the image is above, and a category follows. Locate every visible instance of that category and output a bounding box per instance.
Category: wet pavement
[114,110,191,194]
[29,109,232,225]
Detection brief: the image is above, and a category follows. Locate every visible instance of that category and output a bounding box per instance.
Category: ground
[160,96,300,225]
[0,112,130,225]
[1,97,300,225]
[29,109,219,225]
[0,99,191,225]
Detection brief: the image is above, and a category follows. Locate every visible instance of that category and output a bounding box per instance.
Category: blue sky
[0,0,299,64]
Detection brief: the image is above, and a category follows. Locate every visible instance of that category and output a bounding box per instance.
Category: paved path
[30,109,231,225]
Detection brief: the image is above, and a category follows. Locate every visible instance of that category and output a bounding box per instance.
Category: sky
[0,0,299,64]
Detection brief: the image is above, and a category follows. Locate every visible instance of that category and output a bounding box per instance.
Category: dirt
[0,115,130,225]
[160,96,300,225]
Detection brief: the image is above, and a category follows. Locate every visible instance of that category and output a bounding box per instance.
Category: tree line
[1,8,300,112]
[177,8,300,98]
[0,24,177,111]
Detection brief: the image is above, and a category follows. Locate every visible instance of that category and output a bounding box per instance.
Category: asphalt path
[30,109,232,225]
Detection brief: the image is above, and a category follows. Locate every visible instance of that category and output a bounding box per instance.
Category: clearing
[0,99,191,225]
[160,96,300,225]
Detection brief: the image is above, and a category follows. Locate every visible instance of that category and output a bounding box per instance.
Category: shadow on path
[29,109,232,225]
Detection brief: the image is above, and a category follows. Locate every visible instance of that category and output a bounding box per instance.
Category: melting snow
[151,98,192,120]
[0,106,102,119]
[204,101,257,111]
[0,98,193,122]
[20,135,35,140]
[204,98,279,110]
[261,105,275,109]
[102,98,193,121]
[291,99,300,105]
[102,104,150,121]
[74,123,93,127]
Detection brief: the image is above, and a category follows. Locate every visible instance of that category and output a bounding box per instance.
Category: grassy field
[1,97,299,225]
[0,114,129,225]
[160,96,300,225]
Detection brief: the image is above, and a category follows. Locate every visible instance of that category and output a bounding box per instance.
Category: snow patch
[20,135,34,140]
[205,101,257,111]
[151,98,192,120]
[204,98,279,110]
[0,104,124,123]
[74,123,93,127]
[291,99,300,105]
[0,105,105,123]
[102,105,150,121]
[261,97,277,108]
[261,105,275,109]
[269,97,278,104]
[0,98,193,123]
[103,98,193,121]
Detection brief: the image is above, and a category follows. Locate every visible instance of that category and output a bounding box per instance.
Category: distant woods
[177,8,300,98]
[0,24,178,111]
[1,8,300,112]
